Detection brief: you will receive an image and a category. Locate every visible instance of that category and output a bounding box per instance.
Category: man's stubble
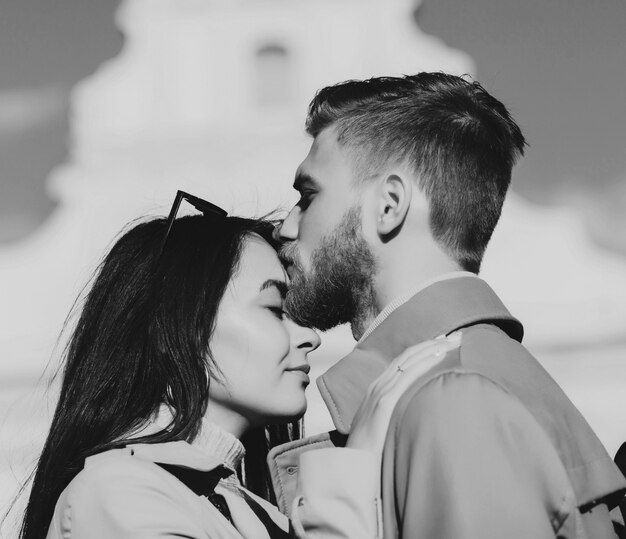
[280,206,377,338]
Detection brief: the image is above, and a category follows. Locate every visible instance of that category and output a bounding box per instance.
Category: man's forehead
[298,128,351,176]
[297,134,325,171]
[312,126,341,154]
[293,139,323,187]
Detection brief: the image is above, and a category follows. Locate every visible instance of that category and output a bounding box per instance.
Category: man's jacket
[268,277,626,538]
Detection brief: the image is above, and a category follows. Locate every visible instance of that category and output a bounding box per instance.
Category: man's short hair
[305,72,527,273]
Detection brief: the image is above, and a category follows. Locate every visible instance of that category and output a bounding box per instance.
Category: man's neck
[349,238,462,340]
[375,261,462,313]
[352,269,476,342]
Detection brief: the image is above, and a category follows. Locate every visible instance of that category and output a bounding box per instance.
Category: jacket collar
[85,441,234,498]
[317,276,524,434]
[86,440,232,476]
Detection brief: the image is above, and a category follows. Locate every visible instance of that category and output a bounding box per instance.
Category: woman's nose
[299,326,321,353]
[286,318,321,353]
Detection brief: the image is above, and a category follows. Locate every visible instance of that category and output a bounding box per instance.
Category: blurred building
[0,0,471,524]
[0,0,471,375]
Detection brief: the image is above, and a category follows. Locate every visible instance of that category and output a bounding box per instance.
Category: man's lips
[281,259,299,279]
[279,245,299,276]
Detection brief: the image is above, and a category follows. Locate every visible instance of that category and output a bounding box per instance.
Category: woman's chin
[263,404,307,426]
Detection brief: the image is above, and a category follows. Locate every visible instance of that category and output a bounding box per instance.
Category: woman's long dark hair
[19,213,300,539]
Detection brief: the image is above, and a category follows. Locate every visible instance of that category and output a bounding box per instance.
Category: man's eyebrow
[293,171,319,191]
[259,279,288,298]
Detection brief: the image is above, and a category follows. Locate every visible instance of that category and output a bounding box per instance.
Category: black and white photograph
[1,0,626,537]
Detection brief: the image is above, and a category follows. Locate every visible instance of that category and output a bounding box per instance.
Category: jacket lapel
[317,277,523,434]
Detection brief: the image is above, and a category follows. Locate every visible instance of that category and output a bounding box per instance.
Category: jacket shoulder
[459,323,534,363]
[53,449,206,538]
[380,369,582,538]
[389,326,626,512]
[73,448,177,492]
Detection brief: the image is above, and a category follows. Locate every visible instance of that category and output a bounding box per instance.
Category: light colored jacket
[46,440,289,538]
[46,438,376,538]
[270,277,626,538]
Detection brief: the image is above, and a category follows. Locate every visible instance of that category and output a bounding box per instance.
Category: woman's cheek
[255,315,292,361]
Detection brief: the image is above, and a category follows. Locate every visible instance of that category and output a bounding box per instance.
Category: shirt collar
[358,271,478,343]
[317,276,524,435]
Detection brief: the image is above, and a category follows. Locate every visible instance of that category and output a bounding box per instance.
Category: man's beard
[280,206,377,335]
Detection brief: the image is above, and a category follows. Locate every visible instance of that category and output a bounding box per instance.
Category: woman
[20,193,322,539]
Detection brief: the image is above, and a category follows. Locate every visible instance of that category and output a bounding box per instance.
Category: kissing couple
[24,73,625,539]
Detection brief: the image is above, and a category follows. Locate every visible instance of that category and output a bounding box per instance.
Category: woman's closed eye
[267,305,285,319]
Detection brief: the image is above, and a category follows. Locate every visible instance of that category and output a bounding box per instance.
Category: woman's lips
[287,370,310,384]
[285,364,311,384]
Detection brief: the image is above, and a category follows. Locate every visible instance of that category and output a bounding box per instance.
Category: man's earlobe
[376,174,412,237]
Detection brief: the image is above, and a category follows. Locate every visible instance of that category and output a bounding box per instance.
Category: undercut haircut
[305,72,527,273]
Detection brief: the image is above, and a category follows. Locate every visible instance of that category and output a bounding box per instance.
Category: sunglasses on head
[158,190,228,258]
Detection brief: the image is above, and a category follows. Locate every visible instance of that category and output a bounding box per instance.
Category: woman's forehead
[229,235,287,297]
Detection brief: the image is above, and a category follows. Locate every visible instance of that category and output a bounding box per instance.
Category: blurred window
[254,44,292,106]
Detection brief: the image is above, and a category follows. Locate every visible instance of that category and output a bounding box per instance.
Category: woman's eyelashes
[266,305,285,319]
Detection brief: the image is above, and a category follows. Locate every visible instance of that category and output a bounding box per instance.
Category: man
[268,73,626,538]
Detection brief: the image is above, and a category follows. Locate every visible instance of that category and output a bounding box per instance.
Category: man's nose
[278,207,300,240]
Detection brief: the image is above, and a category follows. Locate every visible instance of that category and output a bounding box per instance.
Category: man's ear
[376,173,412,237]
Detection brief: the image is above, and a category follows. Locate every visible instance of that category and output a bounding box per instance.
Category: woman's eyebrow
[259,279,288,298]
